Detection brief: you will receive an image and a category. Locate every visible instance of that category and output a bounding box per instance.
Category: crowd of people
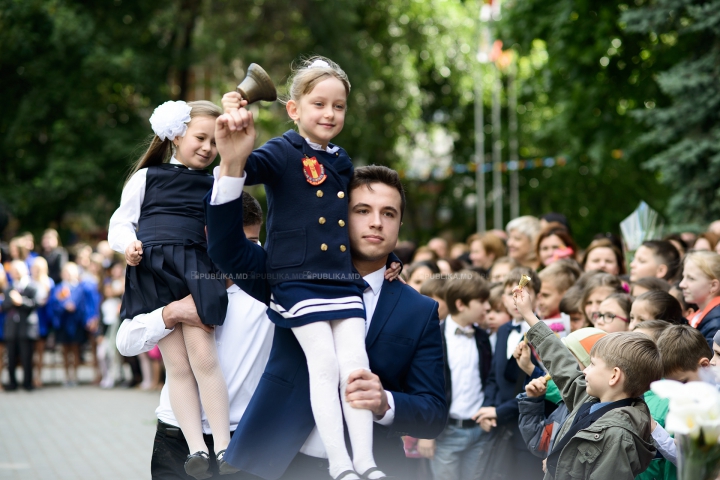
[0,230,163,392]
[394,213,720,479]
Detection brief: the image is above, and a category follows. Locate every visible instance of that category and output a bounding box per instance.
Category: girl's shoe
[334,470,360,480]
[360,467,389,479]
[184,451,211,480]
[216,450,240,475]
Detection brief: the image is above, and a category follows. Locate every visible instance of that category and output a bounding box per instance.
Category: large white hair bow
[149,101,192,141]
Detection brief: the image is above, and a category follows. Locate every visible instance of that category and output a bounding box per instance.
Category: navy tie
[510,324,522,333]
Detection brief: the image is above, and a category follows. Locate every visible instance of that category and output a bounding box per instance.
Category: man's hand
[161,295,213,333]
[216,107,255,178]
[526,376,548,398]
[512,286,540,326]
[472,406,496,423]
[416,439,436,459]
[125,240,143,266]
[65,301,76,312]
[479,417,497,432]
[513,340,535,376]
[345,369,389,418]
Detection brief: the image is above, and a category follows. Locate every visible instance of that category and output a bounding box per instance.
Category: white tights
[158,323,230,455]
[292,318,384,479]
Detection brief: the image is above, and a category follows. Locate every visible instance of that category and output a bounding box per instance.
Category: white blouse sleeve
[652,422,677,466]
[108,169,147,254]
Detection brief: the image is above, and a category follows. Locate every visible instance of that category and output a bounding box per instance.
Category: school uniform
[242,130,365,327]
[49,281,88,344]
[433,316,492,480]
[108,159,227,326]
[480,319,544,480]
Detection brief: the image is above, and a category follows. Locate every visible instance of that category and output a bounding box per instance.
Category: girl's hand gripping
[384,262,404,283]
[512,285,536,322]
[125,240,143,266]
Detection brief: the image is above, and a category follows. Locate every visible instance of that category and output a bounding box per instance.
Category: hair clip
[309,59,330,69]
[149,101,192,141]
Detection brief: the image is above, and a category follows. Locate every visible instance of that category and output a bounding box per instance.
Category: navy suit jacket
[205,194,448,480]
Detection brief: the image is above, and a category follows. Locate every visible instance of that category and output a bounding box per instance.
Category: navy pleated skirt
[268,280,366,329]
[120,245,228,326]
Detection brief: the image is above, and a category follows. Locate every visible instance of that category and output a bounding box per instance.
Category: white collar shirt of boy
[488,331,497,354]
[506,318,528,360]
[299,265,395,459]
[445,315,484,420]
[305,138,340,154]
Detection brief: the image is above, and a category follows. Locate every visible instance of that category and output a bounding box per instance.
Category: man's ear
[286,100,299,123]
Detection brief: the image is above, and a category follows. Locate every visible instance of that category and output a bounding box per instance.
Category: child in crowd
[679,251,720,347]
[580,272,623,327]
[419,277,448,321]
[537,260,581,336]
[30,256,54,388]
[406,261,439,292]
[108,100,235,478]
[629,240,681,283]
[559,286,588,331]
[633,319,672,340]
[582,238,625,276]
[473,268,544,479]
[629,290,686,330]
[422,275,492,480]
[669,283,698,319]
[49,262,87,387]
[593,293,632,333]
[220,56,400,480]
[488,256,518,283]
[514,285,663,480]
[630,276,670,297]
[485,283,511,352]
[517,328,607,459]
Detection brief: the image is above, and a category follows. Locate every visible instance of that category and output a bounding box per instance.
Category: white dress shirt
[209,160,396,459]
[488,331,498,353]
[652,422,677,466]
[506,318,528,359]
[116,284,274,433]
[108,157,194,254]
[445,316,484,420]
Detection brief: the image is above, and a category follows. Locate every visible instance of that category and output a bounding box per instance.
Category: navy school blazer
[205,194,448,480]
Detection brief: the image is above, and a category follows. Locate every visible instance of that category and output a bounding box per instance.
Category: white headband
[309,59,330,69]
[149,101,192,141]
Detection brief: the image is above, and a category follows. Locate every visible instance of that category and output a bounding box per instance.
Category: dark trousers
[151,421,262,480]
[7,338,34,390]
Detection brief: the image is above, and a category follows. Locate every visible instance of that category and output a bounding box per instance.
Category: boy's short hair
[632,319,673,341]
[419,277,447,299]
[503,267,541,295]
[445,275,490,315]
[641,240,681,281]
[590,332,663,398]
[538,259,582,293]
[488,282,506,310]
[631,276,670,294]
[559,285,583,315]
[657,325,713,376]
[241,192,263,227]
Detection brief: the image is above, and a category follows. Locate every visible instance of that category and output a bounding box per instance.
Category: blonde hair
[467,233,507,261]
[125,100,222,186]
[283,56,350,105]
[591,332,663,397]
[684,251,720,281]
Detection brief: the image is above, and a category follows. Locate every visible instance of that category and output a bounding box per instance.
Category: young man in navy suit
[207,111,447,480]
[474,267,544,479]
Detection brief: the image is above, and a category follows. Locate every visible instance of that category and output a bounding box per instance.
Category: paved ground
[0,364,160,480]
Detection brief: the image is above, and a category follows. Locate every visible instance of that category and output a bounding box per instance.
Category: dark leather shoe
[184,451,211,479]
[360,467,389,479]
[335,470,360,480]
[216,449,240,475]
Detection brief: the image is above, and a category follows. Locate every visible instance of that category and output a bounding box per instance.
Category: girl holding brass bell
[218,57,398,480]
[109,100,237,479]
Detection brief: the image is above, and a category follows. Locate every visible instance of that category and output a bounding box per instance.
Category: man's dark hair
[349,165,406,218]
[242,192,263,227]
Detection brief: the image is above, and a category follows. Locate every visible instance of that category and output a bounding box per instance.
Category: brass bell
[236,63,277,104]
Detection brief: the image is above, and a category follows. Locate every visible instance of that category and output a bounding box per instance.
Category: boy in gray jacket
[513,285,662,479]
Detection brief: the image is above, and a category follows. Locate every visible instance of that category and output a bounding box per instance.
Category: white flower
[309,59,330,69]
[652,380,720,442]
[149,101,192,141]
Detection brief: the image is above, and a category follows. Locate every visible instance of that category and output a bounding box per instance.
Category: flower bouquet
[652,380,720,480]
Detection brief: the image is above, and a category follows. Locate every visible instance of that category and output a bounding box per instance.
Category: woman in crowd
[535,223,578,268]
[506,216,542,270]
[468,232,506,275]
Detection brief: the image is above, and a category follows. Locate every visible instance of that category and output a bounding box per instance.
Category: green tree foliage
[622,0,720,225]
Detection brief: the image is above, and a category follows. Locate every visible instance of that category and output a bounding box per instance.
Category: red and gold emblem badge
[302,155,327,186]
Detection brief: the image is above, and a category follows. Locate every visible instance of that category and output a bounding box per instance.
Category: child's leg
[331,318,384,478]
[181,325,231,452]
[158,325,208,454]
[292,322,355,478]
